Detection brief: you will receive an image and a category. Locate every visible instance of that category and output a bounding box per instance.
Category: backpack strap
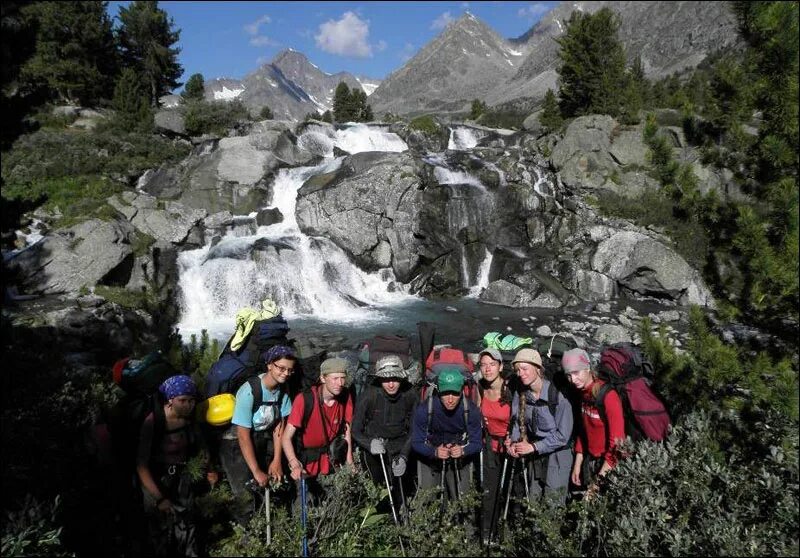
[425,389,435,444]
[462,393,470,445]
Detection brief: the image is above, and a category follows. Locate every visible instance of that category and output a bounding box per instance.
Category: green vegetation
[469,99,487,120]
[116,1,182,107]
[539,89,564,132]
[182,99,252,136]
[110,67,153,133]
[182,73,205,101]
[333,82,373,122]
[408,115,440,135]
[259,104,273,120]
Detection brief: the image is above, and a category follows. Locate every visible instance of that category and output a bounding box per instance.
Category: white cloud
[431,11,454,31]
[250,35,280,47]
[244,15,272,36]
[315,12,373,58]
[518,3,551,21]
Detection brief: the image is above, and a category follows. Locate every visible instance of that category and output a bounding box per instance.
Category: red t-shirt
[574,380,625,468]
[288,385,353,477]
[480,396,511,452]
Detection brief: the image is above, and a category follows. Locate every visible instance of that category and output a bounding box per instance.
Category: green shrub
[1,128,190,186]
[408,115,440,135]
[182,99,251,136]
[1,495,71,557]
[259,105,273,120]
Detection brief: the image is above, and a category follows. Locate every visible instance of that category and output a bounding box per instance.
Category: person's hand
[206,471,219,487]
[156,497,172,514]
[571,465,582,486]
[267,459,283,484]
[250,468,268,488]
[392,456,407,477]
[289,459,305,481]
[513,441,535,456]
[449,444,464,459]
[506,438,519,458]
[369,438,386,455]
[435,445,450,460]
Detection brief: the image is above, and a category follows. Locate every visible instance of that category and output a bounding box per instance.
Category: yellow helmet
[197,393,236,426]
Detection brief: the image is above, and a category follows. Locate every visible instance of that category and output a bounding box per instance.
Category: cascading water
[177,125,414,339]
[448,126,484,150]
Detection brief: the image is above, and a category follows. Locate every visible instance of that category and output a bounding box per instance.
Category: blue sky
[106,1,558,89]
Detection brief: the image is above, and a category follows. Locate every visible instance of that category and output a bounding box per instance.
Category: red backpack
[596,343,671,442]
[421,345,478,403]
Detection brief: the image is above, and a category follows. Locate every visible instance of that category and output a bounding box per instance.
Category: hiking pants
[417,457,474,501]
[361,451,412,519]
[219,434,277,526]
[524,447,572,505]
[481,449,506,543]
[141,468,198,557]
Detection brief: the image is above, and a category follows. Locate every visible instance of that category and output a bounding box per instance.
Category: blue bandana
[159,375,196,400]
[263,345,296,365]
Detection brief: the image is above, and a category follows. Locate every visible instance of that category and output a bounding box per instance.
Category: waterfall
[448,126,484,150]
[298,123,408,157]
[468,248,493,297]
[433,166,486,190]
[176,126,414,339]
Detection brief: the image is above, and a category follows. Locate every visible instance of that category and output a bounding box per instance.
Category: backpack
[421,345,478,403]
[108,352,176,474]
[205,315,290,399]
[595,343,671,442]
[482,332,534,377]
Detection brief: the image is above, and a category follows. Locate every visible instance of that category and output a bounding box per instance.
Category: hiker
[562,348,625,500]
[505,348,574,506]
[351,354,418,518]
[136,375,217,556]
[476,348,512,544]
[281,357,354,504]
[219,345,295,525]
[411,367,482,502]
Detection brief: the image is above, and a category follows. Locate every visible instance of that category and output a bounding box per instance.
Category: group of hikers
[131,326,636,556]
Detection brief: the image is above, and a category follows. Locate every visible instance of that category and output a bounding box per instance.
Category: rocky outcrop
[8,219,135,295]
[108,191,207,245]
[296,152,424,281]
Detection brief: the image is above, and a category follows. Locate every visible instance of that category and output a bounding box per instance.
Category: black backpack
[354,334,415,398]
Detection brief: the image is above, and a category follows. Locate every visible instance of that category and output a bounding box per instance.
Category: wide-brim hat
[511,348,543,368]
[373,354,408,379]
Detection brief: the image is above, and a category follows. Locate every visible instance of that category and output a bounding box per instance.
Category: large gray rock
[296,152,423,280]
[480,280,536,307]
[109,192,207,244]
[154,108,186,136]
[550,115,618,190]
[9,219,135,294]
[591,230,714,306]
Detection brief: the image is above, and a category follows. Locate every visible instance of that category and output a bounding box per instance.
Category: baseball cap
[436,367,465,393]
[478,348,503,364]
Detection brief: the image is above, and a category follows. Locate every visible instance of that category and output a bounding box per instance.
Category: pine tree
[182,73,204,101]
[539,89,563,131]
[19,1,117,105]
[321,110,333,123]
[111,67,152,132]
[259,105,273,119]
[469,99,487,120]
[555,7,628,118]
[117,1,182,107]
[333,82,352,122]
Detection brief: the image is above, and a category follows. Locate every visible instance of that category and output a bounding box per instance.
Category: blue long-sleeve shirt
[510,379,573,456]
[411,395,483,460]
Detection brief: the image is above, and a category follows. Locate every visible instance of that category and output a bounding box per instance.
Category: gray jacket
[510,379,574,467]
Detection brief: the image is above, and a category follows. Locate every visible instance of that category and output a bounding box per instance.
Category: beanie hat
[562,348,592,374]
[320,357,349,376]
[159,374,197,400]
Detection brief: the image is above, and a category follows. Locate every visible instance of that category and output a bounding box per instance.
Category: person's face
[267,357,295,384]
[321,372,347,396]
[567,368,593,389]
[381,378,401,395]
[514,362,542,387]
[480,355,502,383]
[170,395,196,418]
[439,391,461,411]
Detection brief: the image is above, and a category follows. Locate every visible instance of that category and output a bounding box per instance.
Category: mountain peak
[272,48,308,65]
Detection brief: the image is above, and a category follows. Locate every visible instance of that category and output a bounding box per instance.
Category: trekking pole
[439,459,448,513]
[398,477,408,526]
[453,457,462,500]
[502,458,516,521]
[300,475,308,558]
[379,453,406,556]
[488,455,509,544]
[265,487,271,546]
[521,456,530,500]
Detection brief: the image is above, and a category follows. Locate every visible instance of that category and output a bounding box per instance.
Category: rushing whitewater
[448,126,485,150]
[177,125,414,339]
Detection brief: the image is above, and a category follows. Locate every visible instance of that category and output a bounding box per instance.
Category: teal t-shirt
[231,374,291,432]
